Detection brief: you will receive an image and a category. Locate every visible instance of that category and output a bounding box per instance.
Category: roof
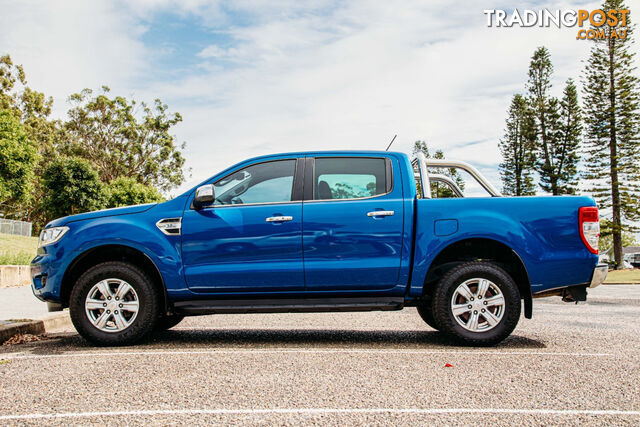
[240,150,406,161]
[623,246,640,254]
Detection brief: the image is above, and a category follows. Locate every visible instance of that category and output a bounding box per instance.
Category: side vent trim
[156,218,182,236]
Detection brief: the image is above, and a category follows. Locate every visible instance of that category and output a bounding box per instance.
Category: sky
[1,0,638,197]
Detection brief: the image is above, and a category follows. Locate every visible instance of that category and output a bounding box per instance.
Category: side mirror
[193,184,215,209]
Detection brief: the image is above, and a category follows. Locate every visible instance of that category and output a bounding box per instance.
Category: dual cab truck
[31,151,607,346]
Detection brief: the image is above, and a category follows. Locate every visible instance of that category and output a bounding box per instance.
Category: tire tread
[69,261,160,346]
[432,261,521,346]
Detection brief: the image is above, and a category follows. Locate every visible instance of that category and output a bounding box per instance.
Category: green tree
[0,54,63,230]
[41,157,105,219]
[0,55,26,111]
[599,219,638,254]
[0,109,38,210]
[554,79,582,194]
[63,87,187,192]
[106,177,164,208]
[582,0,640,269]
[527,47,578,195]
[413,141,465,198]
[0,54,58,156]
[499,94,537,196]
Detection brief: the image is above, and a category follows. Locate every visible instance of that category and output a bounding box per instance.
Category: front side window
[214,160,296,205]
[314,157,387,200]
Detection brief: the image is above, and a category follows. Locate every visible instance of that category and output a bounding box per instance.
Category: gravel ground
[0,288,639,426]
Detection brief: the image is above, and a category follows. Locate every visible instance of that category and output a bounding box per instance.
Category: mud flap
[562,285,588,303]
[523,289,532,319]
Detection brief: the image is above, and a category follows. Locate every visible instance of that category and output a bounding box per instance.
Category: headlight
[39,226,69,247]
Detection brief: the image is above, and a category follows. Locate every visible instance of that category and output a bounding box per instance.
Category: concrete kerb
[0,265,31,288]
[0,311,71,343]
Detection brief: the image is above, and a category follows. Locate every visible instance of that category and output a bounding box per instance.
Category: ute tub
[410,195,599,295]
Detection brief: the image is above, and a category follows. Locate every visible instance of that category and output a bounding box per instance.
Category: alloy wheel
[450,277,505,332]
[85,278,140,333]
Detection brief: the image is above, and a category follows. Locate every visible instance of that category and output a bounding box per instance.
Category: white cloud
[197,45,244,60]
[1,0,638,198]
[197,45,227,58]
[155,0,619,193]
[0,0,149,117]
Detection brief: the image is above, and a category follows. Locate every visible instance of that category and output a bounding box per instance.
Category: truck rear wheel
[432,261,520,346]
[69,261,160,346]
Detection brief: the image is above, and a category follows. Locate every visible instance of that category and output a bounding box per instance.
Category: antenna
[385,134,397,151]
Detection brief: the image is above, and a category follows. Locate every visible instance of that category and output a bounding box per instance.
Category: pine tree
[412,141,465,198]
[582,0,640,269]
[499,94,537,196]
[555,79,582,194]
[527,47,557,193]
[526,47,579,195]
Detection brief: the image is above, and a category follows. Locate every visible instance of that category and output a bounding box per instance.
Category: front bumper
[30,250,65,303]
[589,264,608,288]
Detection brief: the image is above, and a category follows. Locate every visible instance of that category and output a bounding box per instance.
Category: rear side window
[314,157,388,200]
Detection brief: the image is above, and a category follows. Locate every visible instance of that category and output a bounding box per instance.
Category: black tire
[155,314,185,331]
[432,261,521,346]
[69,261,160,346]
[416,303,439,330]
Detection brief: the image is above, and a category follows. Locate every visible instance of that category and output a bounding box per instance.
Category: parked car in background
[31,151,607,346]
[625,251,640,269]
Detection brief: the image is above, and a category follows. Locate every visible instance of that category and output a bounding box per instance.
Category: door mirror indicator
[193,184,215,209]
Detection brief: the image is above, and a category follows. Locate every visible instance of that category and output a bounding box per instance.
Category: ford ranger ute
[31,151,608,346]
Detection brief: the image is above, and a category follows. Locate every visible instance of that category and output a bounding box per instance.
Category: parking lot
[1,285,639,425]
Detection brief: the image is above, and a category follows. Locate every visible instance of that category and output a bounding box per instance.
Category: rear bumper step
[174,297,405,315]
[590,264,608,288]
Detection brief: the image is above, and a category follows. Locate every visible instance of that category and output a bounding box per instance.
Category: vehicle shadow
[151,328,547,349]
[4,328,546,355]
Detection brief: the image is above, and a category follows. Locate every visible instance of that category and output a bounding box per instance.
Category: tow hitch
[561,285,588,303]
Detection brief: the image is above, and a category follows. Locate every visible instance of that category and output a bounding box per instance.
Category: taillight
[579,206,599,254]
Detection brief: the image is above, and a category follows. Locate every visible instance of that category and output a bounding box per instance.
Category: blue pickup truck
[31,151,607,346]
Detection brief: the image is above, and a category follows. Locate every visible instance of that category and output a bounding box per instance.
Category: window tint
[314,157,387,200]
[214,160,296,205]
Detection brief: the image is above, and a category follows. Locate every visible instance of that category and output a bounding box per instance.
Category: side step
[174,297,405,315]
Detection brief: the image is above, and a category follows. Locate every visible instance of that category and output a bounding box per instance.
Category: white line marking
[0,348,613,360]
[0,407,638,420]
[172,326,406,331]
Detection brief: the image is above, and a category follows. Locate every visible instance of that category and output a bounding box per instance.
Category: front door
[302,156,404,291]
[182,158,304,293]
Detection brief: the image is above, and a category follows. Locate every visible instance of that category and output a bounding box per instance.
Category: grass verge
[0,233,38,265]
[604,269,640,284]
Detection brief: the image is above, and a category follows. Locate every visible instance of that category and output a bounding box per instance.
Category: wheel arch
[421,237,532,318]
[60,244,169,313]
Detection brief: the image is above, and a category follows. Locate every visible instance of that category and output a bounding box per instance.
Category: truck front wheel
[432,261,521,346]
[416,304,439,330]
[69,261,160,346]
[155,314,185,331]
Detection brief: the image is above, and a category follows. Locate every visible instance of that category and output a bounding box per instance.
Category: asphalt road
[1,286,639,426]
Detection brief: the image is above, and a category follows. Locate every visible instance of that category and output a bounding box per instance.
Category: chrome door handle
[265,216,293,222]
[367,210,395,217]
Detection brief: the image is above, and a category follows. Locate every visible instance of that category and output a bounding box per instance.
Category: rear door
[302,155,404,291]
